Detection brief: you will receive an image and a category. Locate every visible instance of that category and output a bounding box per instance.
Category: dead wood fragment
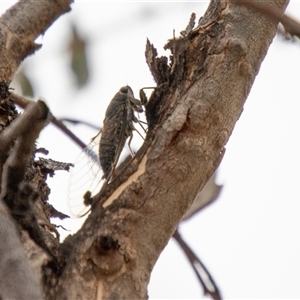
[181,12,196,37]
[35,157,74,177]
[0,100,57,257]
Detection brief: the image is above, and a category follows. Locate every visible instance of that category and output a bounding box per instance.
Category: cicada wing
[68,136,104,217]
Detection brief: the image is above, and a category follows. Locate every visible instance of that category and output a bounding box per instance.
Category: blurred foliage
[69,24,89,88]
[13,70,34,98]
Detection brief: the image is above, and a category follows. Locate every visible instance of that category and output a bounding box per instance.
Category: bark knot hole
[96,235,120,255]
[90,235,125,276]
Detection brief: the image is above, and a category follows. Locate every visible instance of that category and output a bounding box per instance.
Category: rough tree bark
[0,0,289,299]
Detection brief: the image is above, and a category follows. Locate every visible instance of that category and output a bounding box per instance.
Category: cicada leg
[132,115,147,136]
[91,128,102,142]
[139,87,156,105]
[127,132,135,157]
[137,121,147,134]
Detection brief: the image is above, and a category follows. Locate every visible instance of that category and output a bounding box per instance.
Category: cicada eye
[120,86,128,94]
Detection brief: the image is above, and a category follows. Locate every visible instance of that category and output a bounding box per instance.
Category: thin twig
[173,229,222,300]
[59,118,100,130]
[10,93,88,150]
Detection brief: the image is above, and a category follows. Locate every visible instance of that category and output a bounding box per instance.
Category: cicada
[68,85,151,217]
[98,85,146,180]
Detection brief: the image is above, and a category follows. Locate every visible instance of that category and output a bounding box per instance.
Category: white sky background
[1,1,300,299]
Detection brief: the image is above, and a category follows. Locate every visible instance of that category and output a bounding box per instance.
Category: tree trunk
[0,0,289,299]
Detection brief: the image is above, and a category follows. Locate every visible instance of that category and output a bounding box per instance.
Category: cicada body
[68,85,148,217]
[99,85,144,180]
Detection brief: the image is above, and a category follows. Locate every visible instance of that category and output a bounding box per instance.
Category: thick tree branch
[0,1,78,299]
[46,1,289,299]
[0,100,48,189]
[0,202,44,299]
[0,100,50,299]
[0,0,292,299]
[0,0,73,82]
[236,0,300,39]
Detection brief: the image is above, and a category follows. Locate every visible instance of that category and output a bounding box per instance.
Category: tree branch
[280,14,300,39]
[0,0,292,298]
[48,1,289,299]
[173,229,222,300]
[235,0,299,39]
[0,202,44,299]
[0,1,80,298]
[10,93,88,151]
[0,0,73,82]
[0,100,50,299]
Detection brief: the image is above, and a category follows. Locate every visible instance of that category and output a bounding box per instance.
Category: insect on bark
[97,85,146,181]
[68,85,151,216]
